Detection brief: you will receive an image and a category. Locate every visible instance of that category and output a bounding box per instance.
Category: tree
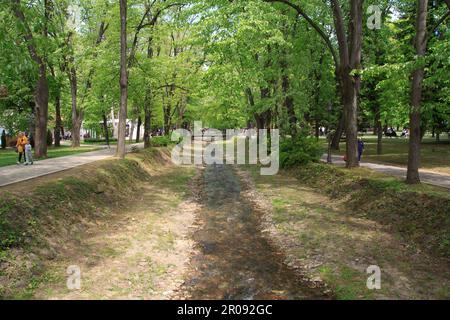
[62,2,109,148]
[116,0,128,159]
[10,0,50,158]
[406,0,450,183]
[406,0,428,183]
[49,65,63,147]
[267,0,363,168]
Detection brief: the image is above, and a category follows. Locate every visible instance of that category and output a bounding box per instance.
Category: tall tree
[10,0,50,157]
[406,0,428,184]
[406,0,449,183]
[117,0,128,159]
[268,0,363,168]
[49,65,63,147]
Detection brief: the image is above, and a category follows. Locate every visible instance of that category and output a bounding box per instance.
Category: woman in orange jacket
[16,132,28,164]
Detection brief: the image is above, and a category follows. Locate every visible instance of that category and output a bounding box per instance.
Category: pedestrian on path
[358,138,365,162]
[16,132,28,165]
[24,141,33,165]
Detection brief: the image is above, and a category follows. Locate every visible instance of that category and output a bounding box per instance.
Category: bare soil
[175,164,331,300]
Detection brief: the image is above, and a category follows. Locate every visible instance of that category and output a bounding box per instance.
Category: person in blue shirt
[357,138,365,162]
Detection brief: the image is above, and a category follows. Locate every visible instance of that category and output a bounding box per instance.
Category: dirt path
[177,164,329,300]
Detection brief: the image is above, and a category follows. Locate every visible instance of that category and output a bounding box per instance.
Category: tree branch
[10,0,45,68]
[156,84,189,92]
[265,0,339,70]
[428,9,450,36]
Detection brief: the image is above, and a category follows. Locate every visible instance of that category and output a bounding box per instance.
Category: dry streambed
[175,164,330,300]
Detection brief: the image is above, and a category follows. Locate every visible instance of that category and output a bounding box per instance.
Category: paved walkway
[1,147,448,189]
[321,154,450,189]
[0,143,143,187]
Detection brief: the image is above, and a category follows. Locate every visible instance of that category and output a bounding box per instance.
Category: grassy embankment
[242,162,450,299]
[0,147,196,299]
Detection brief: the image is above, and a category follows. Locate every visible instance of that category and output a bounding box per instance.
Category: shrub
[279,135,323,168]
[150,136,172,147]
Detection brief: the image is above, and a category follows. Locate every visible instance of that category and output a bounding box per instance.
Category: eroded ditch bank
[0,148,196,299]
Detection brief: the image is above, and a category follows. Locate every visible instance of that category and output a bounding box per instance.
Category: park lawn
[81,140,117,145]
[0,145,102,168]
[82,140,140,146]
[325,135,450,175]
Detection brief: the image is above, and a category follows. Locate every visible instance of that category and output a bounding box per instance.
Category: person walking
[357,138,365,162]
[16,132,28,165]
[24,140,33,165]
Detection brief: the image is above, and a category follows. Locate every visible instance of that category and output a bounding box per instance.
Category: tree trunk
[164,103,171,135]
[12,0,49,158]
[136,116,142,143]
[143,36,153,148]
[331,113,345,150]
[54,89,62,147]
[376,109,383,155]
[374,104,383,154]
[102,112,110,147]
[34,66,49,157]
[328,0,362,167]
[342,72,359,167]
[312,55,324,141]
[129,119,135,142]
[49,65,62,147]
[344,0,363,168]
[280,53,297,136]
[116,0,128,159]
[282,74,297,135]
[315,121,320,139]
[69,66,82,148]
[163,84,175,135]
[406,0,428,184]
[144,94,152,148]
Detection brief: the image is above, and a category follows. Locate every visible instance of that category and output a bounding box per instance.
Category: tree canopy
[0,0,448,183]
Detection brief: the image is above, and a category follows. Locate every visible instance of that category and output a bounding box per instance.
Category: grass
[154,231,176,251]
[0,145,101,167]
[82,139,137,146]
[293,163,450,258]
[0,147,196,299]
[242,162,450,299]
[322,134,450,174]
[318,265,374,300]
